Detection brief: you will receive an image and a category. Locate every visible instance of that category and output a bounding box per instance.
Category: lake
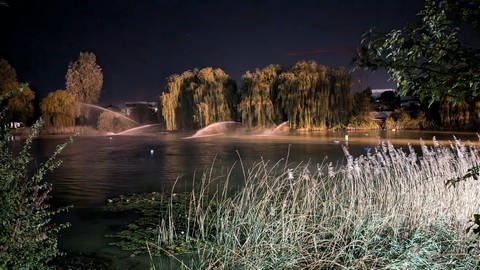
[27,129,479,268]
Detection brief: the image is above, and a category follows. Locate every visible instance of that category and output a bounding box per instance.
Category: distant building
[371,88,396,98]
[122,101,158,116]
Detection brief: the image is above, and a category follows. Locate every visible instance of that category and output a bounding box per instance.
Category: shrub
[0,93,71,269]
[348,114,379,129]
[385,108,427,130]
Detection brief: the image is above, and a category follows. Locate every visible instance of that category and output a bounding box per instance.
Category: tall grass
[152,139,480,269]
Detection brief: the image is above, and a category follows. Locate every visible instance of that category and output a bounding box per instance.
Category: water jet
[186,121,242,138]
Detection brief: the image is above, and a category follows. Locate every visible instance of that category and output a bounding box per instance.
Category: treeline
[158,60,480,131]
[160,60,358,131]
[0,53,104,131]
[4,54,480,132]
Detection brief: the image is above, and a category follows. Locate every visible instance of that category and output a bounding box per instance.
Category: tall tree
[0,59,35,124]
[40,90,79,128]
[238,61,353,130]
[66,52,103,104]
[0,58,16,90]
[160,67,237,130]
[275,61,352,129]
[239,65,281,128]
[354,0,480,105]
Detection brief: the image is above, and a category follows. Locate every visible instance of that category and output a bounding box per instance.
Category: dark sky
[0,0,426,105]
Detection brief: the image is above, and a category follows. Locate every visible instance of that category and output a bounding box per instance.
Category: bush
[385,108,427,130]
[0,93,71,269]
[348,114,380,129]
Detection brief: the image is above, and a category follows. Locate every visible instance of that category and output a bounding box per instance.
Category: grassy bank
[108,139,480,269]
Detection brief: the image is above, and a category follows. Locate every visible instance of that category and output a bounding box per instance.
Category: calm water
[27,129,478,268]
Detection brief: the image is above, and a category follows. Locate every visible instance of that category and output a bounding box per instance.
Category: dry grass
[152,139,480,269]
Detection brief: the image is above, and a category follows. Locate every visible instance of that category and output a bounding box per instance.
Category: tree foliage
[160,67,237,130]
[0,59,35,123]
[239,65,281,128]
[239,61,353,130]
[65,52,103,104]
[354,0,480,105]
[40,90,80,128]
[352,88,373,116]
[376,91,400,111]
[0,58,16,89]
[1,93,71,269]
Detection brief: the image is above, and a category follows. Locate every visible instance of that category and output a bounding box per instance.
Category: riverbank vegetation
[106,138,480,269]
[0,96,72,268]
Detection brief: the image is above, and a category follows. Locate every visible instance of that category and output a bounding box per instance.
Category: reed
[152,138,480,269]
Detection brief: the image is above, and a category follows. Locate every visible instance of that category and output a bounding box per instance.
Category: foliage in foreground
[354,0,480,105]
[0,97,71,268]
[107,138,480,269]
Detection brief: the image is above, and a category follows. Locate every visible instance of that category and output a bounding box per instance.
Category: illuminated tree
[239,61,353,130]
[0,59,35,124]
[160,74,183,131]
[66,52,103,104]
[238,65,281,128]
[275,61,352,129]
[160,67,237,130]
[327,67,353,126]
[40,90,80,127]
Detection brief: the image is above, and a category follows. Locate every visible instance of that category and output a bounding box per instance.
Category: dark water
[28,129,478,269]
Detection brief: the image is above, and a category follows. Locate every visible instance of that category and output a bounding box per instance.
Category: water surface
[29,129,479,268]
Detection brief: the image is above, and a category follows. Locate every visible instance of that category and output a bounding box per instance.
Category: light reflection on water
[29,130,479,268]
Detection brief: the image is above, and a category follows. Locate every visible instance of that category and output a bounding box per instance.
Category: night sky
[0,0,426,105]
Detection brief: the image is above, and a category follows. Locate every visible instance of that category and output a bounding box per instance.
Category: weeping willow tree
[160,67,237,131]
[238,65,281,128]
[40,90,80,128]
[327,68,353,127]
[276,62,330,129]
[240,61,353,130]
